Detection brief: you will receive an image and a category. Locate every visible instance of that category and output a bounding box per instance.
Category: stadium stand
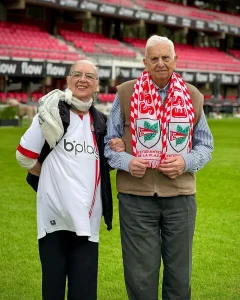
[97,0,133,7]
[0,0,239,117]
[123,38,240,72]
[229,49,240,59]
[58,29,136,58]
[0,22,82,61]
[135,0,215,20]
[0,92,7,103]
[0,92,28,103]
[134,0,240,26]
[31,92,45,103]
[98,93,115,103]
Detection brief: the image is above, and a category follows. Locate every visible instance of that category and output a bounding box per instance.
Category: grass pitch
[0,118,239,299]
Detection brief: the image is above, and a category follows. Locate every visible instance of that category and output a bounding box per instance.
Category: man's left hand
[158,156,185,179]
[110,138,125,152]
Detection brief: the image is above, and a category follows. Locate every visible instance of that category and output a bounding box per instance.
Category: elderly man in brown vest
[105,35,214,300]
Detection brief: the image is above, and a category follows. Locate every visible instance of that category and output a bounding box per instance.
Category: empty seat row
[0,22,69,53]
[135,0,216,21]
[123,37,240,71]
[59,29,137,58]
[31,92,45,102]
[0,92,28,103]
[0,47,82,61]
[134,0,240,26]
[229,49,240,59]
[98,94,115,103]
[0,92,47,104]
[99,0,132,7]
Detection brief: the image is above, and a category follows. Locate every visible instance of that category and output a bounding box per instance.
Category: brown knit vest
[116,79,203,197]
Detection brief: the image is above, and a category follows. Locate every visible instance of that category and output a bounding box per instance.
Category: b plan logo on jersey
[168,122,190,153]
[64,139,99,159]
[136,119,160,149]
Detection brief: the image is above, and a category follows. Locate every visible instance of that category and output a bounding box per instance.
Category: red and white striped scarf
[130,70,194,168]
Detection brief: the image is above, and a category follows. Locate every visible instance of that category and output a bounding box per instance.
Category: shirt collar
[153,81,170,93]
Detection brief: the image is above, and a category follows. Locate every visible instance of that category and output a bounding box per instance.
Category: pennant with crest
[136,119,161,149]
[168,122,190,153]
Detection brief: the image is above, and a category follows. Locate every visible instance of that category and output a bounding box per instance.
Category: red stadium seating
[0,3,239,109]
[59,29,137,58]
[98,0,132,7]
[0,22,81,61]
[98,93,115,103]
[229,49,240,59]
[133,0,240,26]
[0,92,7,103]
[123,38,240,72]
[31,92,45,103]
[1,92,29,103]
[134,0,217,22]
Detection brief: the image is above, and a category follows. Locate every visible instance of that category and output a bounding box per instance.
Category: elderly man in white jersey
[16,60,123,300]
[105,36,214,300]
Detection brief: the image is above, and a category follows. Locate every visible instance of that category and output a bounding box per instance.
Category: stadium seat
[31,92,42,103]
[0,21,79,62]
[59,28,137,57]
[0,92,7,103]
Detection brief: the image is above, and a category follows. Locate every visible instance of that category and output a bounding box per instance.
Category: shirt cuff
[120,152,134,172]
[181,153,195,173]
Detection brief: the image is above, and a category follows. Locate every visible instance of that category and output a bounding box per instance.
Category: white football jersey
[18,111,102,243]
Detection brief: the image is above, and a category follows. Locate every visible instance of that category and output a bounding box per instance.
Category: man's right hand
[129,157,149,178]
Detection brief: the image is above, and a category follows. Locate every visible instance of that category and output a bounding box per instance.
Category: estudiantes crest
[136,119,161,149]
[168,122,190,153]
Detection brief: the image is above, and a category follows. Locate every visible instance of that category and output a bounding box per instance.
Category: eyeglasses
[70,71,97,80]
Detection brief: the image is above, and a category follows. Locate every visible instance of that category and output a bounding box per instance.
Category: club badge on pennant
[168,122,190,153]
[136,118,161,149]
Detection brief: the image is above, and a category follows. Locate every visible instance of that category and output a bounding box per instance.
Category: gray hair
[69,59,99,79]
[145,35,175,58]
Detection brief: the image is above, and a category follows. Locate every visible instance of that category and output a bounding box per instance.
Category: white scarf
[38,88,93,148]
